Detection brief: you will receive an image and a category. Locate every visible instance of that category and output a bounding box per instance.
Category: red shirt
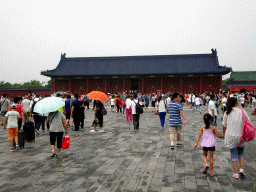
[9,104,23,119]
[116,98,122,107]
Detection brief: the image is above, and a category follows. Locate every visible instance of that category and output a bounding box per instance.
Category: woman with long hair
[222,97,251,179]
[91,100,104,133]
[157,96,166,130]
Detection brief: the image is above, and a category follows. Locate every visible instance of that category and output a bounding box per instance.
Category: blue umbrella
[34,97,65,114]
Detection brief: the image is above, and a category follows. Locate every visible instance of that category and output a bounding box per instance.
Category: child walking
[3,104,20,152]
[194,113,224,176]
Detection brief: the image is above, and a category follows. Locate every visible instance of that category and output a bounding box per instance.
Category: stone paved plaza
[0,105,255,192]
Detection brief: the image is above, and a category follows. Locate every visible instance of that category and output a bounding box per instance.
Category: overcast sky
[0,0,255,83]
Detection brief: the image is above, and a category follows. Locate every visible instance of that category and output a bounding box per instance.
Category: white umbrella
[34,97,65,114]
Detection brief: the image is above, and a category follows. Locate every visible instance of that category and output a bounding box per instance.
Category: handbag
[62,134,70,149]
[237,109,255,147]
[101,106,107,115]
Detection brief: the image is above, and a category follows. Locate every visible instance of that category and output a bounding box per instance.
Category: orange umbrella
[87,91,109,101]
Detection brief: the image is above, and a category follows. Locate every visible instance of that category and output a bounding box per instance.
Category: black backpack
[31,99,39,115]
[134,100,143,114]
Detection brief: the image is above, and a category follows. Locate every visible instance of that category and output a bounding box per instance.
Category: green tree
[45,80,51,88]
[222,79,229,91]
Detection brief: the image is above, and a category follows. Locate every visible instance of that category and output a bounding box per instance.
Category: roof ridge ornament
[61,53,66,59]
[211,49,217,56]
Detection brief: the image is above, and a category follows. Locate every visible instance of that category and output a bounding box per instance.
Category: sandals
[203,164,209,174]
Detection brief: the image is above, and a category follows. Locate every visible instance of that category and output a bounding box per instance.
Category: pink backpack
[237,109,255,147]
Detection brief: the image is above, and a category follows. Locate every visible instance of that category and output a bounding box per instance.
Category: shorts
[1,111,7,117]
[65,112,71,120]
[152,101,156,107]
[7,128,18,140]
[191,102,195,106]
[203,146,215,151]
[50,132,64,149]
[145,104,149,107]
[111,105,115,108]
[230,147,245,161]
[169,126,182,134]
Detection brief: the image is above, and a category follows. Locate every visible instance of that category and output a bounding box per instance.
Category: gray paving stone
[0,104,255,191]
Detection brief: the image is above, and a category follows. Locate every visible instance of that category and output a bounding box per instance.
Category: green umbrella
[34,97,65,114]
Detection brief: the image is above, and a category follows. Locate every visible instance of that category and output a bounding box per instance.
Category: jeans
[85,102,89,109]
[230,147,245,161]
[122,106,126,115]
[73,113,81,131]
[41,116,47,131]
[126,108,132,121]
[33,115,41,131]
[80,118,84,129]
[159,112,166,128]
[132,114,140,130]
[195,105,201,112]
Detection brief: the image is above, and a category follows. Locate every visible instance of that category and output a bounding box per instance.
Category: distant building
[41,49,231,94]
[228,71,256,93]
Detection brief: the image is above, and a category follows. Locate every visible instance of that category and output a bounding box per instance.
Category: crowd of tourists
[0,90,255,180]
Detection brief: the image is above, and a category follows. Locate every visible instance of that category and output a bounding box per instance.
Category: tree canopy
[0,80,51,89]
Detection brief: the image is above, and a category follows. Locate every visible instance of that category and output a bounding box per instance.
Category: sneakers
[16,145,19,150]
[177,143,182,147]
[239,169,245,178]
[55,154,61,159]
[35,129,40,135]
[233,173,239,179]
[10,148,15,152]
[90,130,95,133]
[51,152,56,157]
[98,130,104,133]
[203,164,209,174]
[209,172,215,177]
[171,145,174,150]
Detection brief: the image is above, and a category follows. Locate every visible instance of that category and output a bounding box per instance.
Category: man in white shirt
[126,95,132,122]
[221,93,228,113]
[208,95,217,126]
[131,94,142,132]
[110,97,115,112]
[30,94,42,135]
[190,93,196,111]
[194,95,201,114]
[166,94,171,105]
[21,95,31,120]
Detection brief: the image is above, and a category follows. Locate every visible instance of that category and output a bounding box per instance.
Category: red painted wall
[53,76,222,94]
[0,90,52,100]
[229,86,256,93]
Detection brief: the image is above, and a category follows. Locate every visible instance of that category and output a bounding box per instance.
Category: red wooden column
[199,76,203,94]
[122,78,126,92]
[219,76,222,92]
[160,77,164,93]
[179,77,183,93]
[141,78,145,94]
[69,79,72,93]
[105,78,108,93]
[52,79,56,93]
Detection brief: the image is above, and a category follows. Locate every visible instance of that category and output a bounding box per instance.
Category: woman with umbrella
[87,91,108,133]
[34,97,68,158]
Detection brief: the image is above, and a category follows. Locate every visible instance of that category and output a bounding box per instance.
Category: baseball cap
[11,104,17,109]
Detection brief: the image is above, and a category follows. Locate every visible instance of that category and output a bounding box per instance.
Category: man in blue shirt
[71,93,82,131]
[84,94,90,110]
[167,93,187,150]
[144,94,149,112]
